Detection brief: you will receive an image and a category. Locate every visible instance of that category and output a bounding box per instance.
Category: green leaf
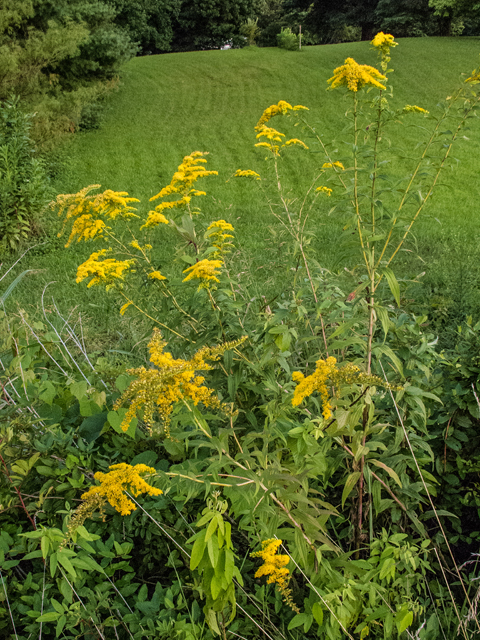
[70,381,88,401]
[312,602,323,627]
[288,613,309,630]
[396,609,413,634]
[190,531,206,570]
[383,268,400,306]
[368,459,402,488]
[342,471,361,507]
[36,611,61,623]
[207,536,219,568]
[56,615,67,636]
[205,517,218,542]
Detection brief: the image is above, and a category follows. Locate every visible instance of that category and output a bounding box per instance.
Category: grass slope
[5,37,480,333]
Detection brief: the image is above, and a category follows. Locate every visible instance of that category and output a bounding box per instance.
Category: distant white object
[221,39,233,50]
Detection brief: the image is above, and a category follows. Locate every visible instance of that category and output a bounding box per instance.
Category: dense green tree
[171,0,261,51]
[0,0,136,144]
[109,0,181,54]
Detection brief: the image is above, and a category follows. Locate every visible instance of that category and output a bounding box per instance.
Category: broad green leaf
[368,459,402,488]
[312,602,324,626]
[190,531,206,570]
[36,611,61,622]
[396,610,413,634]
[383,267,401,306]
[342,471,361,507]
[205,516,218,542]
[288,613,309,630]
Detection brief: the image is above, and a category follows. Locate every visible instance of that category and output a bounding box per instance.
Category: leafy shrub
[0,98,50,250]
[2,33,480,640]
[277,26,299,50]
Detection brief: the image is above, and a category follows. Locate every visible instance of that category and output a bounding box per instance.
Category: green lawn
[5,37,480,337]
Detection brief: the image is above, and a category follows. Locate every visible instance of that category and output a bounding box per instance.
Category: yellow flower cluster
[292,358,396,420]
[292,356,338,420]
[148,270,167,281]
[323,161,345,170]
[113,329,241,436]
[81,463,162,516]
[143,152,217,228]
[466,67,480,84]
[53,184,139,247]
[234,169,261,180]
[183,258,223,288]
[76,249,135,290]
[251,539,299,613]
[255,100,308,132]
[316,186,332,196]
[403,105,429,114]
[371,32,398,56]
[284,138,309,149]
[251,539,290,587]
[328,58,387,92]
[205,220,234,258]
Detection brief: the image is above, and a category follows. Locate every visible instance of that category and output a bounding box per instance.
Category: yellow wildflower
[402,105,429,114]
[256,127,285,141]
[292,356,338,420]
[255,100,308,132]
[251,539,290,587]
[328,58,387,92]
[292,359,397,420]
[183,259,223,288]
[76,249,134,290]
[141,210,170,229]
[234,169,261,180]
[316,186,332,196]
[323,161,345,170]
[150,151,218,202]
[206,220,235,258]
[81,463,162,516]
[466,68,480,84]
[148,270,166,281]
[251,539,299,612]
[130,240,141,250]
[371,32,398,55]
[113,329,242,435]
[120,301,133,316]
[53,185,139,247]
[284,138,309,149]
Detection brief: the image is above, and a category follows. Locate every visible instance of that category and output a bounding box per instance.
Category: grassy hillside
[5,37,480,335]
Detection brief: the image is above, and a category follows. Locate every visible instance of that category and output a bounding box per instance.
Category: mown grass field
[4,37,480,344]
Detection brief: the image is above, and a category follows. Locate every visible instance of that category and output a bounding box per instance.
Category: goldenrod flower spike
[371,32,398,55]
[53,184,140,247]
[316,186,332,196]
[328,58,387,92]
[81,463,162,516]
[251,539,299,613]
[113,329,243,436]
[76,249,135,290]
[403,105,429,115]
[255,100,308,132]
[206,220,235,258]
[234,169,261,180]
[182,258,223,288]
[292,359,398,420]
[284,138,309,149]
[323,161,345,170]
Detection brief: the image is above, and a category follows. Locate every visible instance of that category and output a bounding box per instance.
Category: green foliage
[240,17,262,46]
[110,0,182,54]
[0,97,50,250]
[277,26,299,50]
[0,0,135,146]
[3,38,480,640]
[170,0,260,51]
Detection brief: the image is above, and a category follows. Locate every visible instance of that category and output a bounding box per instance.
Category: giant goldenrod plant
[45,36,480,639]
